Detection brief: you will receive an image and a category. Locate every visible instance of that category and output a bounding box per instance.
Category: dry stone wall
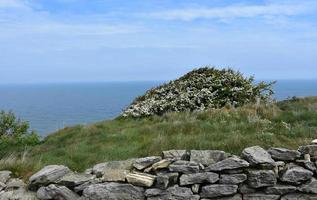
[3,144,317,199]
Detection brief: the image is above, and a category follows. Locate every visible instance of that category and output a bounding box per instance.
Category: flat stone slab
[264,184,297,195]
[247,170,276,188]
[298,178,317,194]
[29,165,71,189]
[201,194,242,200]
[133,156,161,170]
[205,156,249,171]
[200,184,238,198]
[169,160,200,174]
[145,186,200,200]
[56,173,95,187]
[243,193,280,200]
[219,174,247,184]
[126,172,156,187]
[190,150,229,166]
[81,182,145,200]
[281,193,317,200]
[179,172,219,185]
[242,146,275,166]
[268,147,300,161]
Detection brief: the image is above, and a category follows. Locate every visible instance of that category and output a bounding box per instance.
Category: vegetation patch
[122,67,274,117]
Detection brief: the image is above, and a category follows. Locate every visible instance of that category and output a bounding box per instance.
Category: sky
[0,0,317,83]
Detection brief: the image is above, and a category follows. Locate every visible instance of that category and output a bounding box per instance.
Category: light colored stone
[191,184,200,194]
[0,189,37,200]
[149,159,172,171]
[312,139,317,144]
[37,184,79,200]
[126,172,156,187]
[205,156,249,171]
[200,184,238,198]
[5,178,25,190]
[82,182,145,200]
[179,172,219,185]
[242,146,275,166]
[190,150,229,166]
[247,170,276,188]
[133,156,161,170]
[29,165,70,188]
[0,171,12,184]
[92,159,134,179]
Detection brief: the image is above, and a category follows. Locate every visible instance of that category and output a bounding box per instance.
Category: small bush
[0,110,40,157]
[122,67,275,117]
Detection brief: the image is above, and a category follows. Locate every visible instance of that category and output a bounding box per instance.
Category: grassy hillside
[1,97,317,179]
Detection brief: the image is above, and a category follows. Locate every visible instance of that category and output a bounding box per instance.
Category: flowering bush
[122,67,274,117]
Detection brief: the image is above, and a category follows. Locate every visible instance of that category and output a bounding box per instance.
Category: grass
[1,96,317,179]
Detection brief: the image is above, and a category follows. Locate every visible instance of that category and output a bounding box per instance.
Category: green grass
[2,97,317,179]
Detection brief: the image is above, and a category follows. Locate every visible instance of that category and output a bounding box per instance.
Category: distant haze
[1,0,317,83]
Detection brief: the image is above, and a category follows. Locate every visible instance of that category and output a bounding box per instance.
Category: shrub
[122,67,275,117]
[0,110,40,157]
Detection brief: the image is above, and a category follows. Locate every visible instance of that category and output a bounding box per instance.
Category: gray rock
[126,172,156,187]
[239,184,256,194]
[243,193,280,200]
[169,160,200,174]
[247,170,276,188]
[162,150,189,160]
[179,172,219,185]
[222,169,244,174]
[0,171,12,184]
[280,165,313,184]
[264,184,297,195]
[145,185,200,200]
[0,189,38,200]
[299,145,317,157]
[219,174,247,184]
[5,178,25,190]
[37,184,79,200]
[205,156,249,172]
[191,184,200,194]
[201,194,242,200]
[92,159,134,180]
[298,178,317,194]
[303,161,317,172]
[29,165,70,189]
[155,171,178,189]
[268,147,300,161]
[190,150,228,166]
[281,193,317,200]
[133,156,161,170]
[200,184,238,198]
[73,179,102,193]
[0,182,6,191]
[56,173,94,187]
[81,182,144,200]
[242,146,275,166]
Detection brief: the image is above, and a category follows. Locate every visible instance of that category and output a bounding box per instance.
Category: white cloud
[148,2,316,21]
[0,0,30,9]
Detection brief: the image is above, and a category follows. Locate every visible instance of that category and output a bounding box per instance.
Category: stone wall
[2,144,317,199]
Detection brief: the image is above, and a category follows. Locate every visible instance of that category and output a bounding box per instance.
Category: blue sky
[0,0,317,83]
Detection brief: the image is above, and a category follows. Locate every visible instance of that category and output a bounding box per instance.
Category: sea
[0,80,316,136]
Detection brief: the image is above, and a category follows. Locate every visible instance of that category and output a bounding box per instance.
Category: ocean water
[0,80,316,136]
